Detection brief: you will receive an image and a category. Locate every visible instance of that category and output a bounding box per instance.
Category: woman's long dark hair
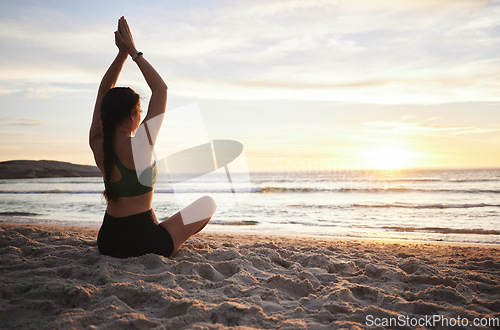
[100,87,140,201]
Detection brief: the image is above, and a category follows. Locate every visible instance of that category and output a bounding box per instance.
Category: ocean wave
[0,211,41,217]
[384,226,500,235]
[259,186,500,194]
[390,178,497,183]
[0,190,103,194]
[156,188,257,194]
[1,185,498,195]
[377,178,441,182]
[260,186,321,193]
[0,217,99,227]
[0,187,256,194]
[210,220,259,226]
[353,202,500,209]
[447,178,499,183]
[287,202,500,210]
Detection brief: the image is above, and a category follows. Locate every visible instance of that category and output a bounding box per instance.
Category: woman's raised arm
[89,19,128,147]
[116,16,167,123]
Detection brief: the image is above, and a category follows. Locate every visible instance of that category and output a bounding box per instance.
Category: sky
[0,0,499,172]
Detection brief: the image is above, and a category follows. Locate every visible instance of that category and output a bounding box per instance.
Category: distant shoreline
[0,160,101,179]
[0,160,498,179]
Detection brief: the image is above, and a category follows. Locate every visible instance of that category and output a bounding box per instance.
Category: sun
[363,146,414,170]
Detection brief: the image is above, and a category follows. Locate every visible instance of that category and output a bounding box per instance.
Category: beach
[1,222,499,329]
[2,0,500,328]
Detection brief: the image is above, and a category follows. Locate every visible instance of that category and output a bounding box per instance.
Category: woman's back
[93,135,155,218]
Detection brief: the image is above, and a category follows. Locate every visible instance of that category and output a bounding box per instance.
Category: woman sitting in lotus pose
[89,17,216,258]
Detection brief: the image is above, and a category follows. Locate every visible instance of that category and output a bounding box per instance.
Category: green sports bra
[105,151,157,197]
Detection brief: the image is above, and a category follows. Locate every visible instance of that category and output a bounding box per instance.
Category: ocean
[0,168,499,244]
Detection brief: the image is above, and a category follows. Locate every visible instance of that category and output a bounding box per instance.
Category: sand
[0,222,499,329]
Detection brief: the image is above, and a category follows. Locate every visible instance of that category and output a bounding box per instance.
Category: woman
[89,17,216,258]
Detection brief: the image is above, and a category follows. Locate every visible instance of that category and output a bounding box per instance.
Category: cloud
[0,117,44,126]
[424,116,441,121]
[140,0,500,102]
[0,0,499,103]
[361,119,500,136]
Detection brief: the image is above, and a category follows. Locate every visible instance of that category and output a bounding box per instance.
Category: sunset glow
[0,0,499,171]
[363,146,415,170]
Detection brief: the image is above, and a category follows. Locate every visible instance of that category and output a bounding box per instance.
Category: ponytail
[102,118,118,201]
[100,87,140,202]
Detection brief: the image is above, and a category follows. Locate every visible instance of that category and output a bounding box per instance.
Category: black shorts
[97,209,174,258]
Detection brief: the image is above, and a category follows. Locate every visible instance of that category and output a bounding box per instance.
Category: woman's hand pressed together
[115,16,138,57]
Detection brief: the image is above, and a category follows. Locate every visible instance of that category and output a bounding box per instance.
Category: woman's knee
[179,195,216,225]
[199,195,217,215]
